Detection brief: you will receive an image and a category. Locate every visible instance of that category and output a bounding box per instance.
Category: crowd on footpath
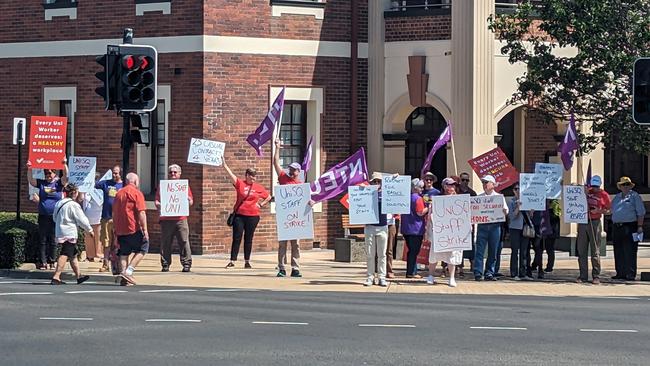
[24,139,646,288]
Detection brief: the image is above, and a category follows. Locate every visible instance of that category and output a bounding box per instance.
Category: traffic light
[130,113,150,146]
[633,57,650,125]
[95,46,119,110]
[117,44,157,112]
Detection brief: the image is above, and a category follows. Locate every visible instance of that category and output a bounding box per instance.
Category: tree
[488,0,650,154]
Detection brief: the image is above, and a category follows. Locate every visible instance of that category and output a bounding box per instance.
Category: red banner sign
[28,116,67,169]
[467,147,518,192]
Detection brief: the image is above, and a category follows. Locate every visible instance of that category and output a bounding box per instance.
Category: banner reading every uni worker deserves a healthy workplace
[28,116,67,169]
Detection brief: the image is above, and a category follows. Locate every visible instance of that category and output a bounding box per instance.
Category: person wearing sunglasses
[155,164,194,273]
[27,158,69,270]
[611,176,646,281]
[458,172,477,196]
[401,178,429,278]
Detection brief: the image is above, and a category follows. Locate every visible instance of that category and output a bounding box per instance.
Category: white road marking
[40,317,93,321]
[145,319,202,323]
[0,281,50,284]
[601,296,640,300]
[0,292,53,296]
[252,321,309,326]
[139,289,198,293]
[65,290,128,294]
[470,326,527,331]
[205,288,260,292]
[358,324,416,328]
[580,329,638,333]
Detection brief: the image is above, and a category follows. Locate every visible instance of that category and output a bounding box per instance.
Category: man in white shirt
[473,175,509,281]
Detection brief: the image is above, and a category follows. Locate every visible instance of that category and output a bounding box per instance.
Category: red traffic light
[121,55,136,70]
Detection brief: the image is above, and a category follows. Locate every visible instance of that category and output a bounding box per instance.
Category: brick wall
[385,15,451,42]
[524,109,558,172]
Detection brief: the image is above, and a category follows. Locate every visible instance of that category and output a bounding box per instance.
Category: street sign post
[12,117,26,145]
[13,117,26,221]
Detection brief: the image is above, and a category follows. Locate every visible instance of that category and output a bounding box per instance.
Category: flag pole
[449,123,458,174]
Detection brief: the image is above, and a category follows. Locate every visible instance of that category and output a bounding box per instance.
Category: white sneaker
[513,276,521,281]
[378,278,388,287]
[448,278,457,288]
[426,275,436,285]
[363,277,374,287]
[523,276,534,281]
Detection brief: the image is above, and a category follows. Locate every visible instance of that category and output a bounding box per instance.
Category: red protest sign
[468,147,518,192]
[28,116,67,169]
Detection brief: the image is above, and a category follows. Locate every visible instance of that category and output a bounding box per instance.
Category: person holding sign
[473,175,508,281]
[81,173,103,262]
[27,158,69,270]
[401,178,429,278]
[507,184,531,280]
[575,176,611,284]
[363,172,389,287]
[426,177,463,287]
[155,164,194,273]
[611,176,646,281]
[95,165,124,273]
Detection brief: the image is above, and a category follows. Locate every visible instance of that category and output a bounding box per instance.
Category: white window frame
[271,0,325,19]
[44,86,76,156]
[136,1,172,16]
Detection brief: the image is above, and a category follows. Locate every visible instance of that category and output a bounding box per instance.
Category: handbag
[522,213,536,238]
[227,183,253,227]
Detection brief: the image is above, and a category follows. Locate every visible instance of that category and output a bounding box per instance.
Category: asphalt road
[0,278,649,366]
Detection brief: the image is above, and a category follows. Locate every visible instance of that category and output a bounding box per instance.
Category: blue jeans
[474,223,501,278]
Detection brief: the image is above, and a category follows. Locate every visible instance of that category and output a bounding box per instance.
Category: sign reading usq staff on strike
[68,156,96,193]
[274,183,314,241]
[187,138,225,166]
[348,185,379,225]
[430,194,472,253]
[159,179,190,217]
[562,185,588,224]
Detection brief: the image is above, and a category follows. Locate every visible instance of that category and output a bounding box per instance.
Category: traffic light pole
[122,112,132,174]
[15,122,23,222]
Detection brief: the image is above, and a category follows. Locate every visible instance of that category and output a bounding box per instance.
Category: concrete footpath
[5,247,650,297]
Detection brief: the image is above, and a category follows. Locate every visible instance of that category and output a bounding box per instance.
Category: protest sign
[429,194,472,253]
[519,173,546,211]
[68,156,96,193]
[159,179,190,217]
[187,138,225,167]
[381,175,411,214]
[467,147,518,192]
[348,185,379,224]
[470,195,506,224]
[275,183,314,241]
[100,169,112,181]
[28,116,67,169]
[28,169,44,198]
[563,185,588,224]
[310,148,368,203]
[535,163,563,199]
[339,182,369,210]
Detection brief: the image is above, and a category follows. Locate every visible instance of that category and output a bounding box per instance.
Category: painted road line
[65,290,128,294]
[0,281,50,284]
[40,317,93,321]
[580,329,638,333]
[145,319,202,323]
[470,326,527,331]
[252,321,309,326]
[0,292,53,296]
[601,296,640,300]
[358,324,416,328]
[205,288,260,292]
[139,289,198,293]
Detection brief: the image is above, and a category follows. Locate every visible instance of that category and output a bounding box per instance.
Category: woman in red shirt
[222,161,272,269]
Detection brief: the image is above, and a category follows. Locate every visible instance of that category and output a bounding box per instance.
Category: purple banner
[585,159,592,186]
[420,124,451,178]
[301,136,314,175]
[310,148,369,203]
[246,87,285,156]
[558,114,579,171]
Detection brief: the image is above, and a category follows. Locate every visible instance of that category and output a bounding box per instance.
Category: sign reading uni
[28,116,67,169]
[159,179,190,217]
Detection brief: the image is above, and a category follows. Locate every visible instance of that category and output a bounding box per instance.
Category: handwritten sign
[274,183,314,241]
[470,195,506,224]
[348,185,379,224]
[520,173,546,211]
[535,163,563,199]
[187,138,225,166]
[563,185,588,224]
[100,169,112,181]
[159,179,190,217]
[467,147,519,192]
[28,169,44,198]
[381,175,411,214]
[68,156,96,193]
[28,116,67,169]
[429,194,472,253]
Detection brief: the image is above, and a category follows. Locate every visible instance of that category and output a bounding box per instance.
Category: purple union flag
[558,114,579,171]
[246,88,285,156]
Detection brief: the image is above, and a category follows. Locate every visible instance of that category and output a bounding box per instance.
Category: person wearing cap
[458,172,477,276]
[363,172,389,287]
[575,175,611,284]
[273,139,304,277]
[473,175,508,281]
[401,178,429,278]
[611,176,646,281]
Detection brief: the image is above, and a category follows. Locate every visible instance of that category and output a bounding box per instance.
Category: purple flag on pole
[310,148,368,203]
[246,87,285,156]
[584,159,592,186]
[558,114,579,171]
[301,136,314,175]
[420,125,452,178]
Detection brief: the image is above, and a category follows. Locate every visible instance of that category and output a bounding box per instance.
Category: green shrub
[0,228,27,269]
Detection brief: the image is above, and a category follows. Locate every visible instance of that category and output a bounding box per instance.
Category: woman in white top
[51,183,94,285]
[81,177,104,262]
[426,177,463,287]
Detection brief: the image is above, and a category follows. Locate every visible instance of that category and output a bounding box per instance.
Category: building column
[367,0,388,172]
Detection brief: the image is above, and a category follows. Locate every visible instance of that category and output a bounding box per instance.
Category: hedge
[0,212,85,269]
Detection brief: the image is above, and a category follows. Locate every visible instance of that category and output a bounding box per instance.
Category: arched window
[404,107,448,180]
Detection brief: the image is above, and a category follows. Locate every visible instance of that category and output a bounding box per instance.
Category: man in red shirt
[576,175,611,284]
[155,164,194,273]
[273,138,303,278]
[112,172,148,285]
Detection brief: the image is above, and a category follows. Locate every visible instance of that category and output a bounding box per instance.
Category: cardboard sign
[100,169,112,181]
[28,169,44,199]
[467,147,519,192]
[563,185,588,224]
[430,194,472,253]
[519,173,546,211]
[28,116,67,169]
[535,163,563,199]
[339,182,369,210]
[187,138,225,166]
[159,179,190,217]
[348,185,379,225]
[68,156,96,193]
[470,195,506,224]
[275,183,314,241]
[381,175,411,214]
